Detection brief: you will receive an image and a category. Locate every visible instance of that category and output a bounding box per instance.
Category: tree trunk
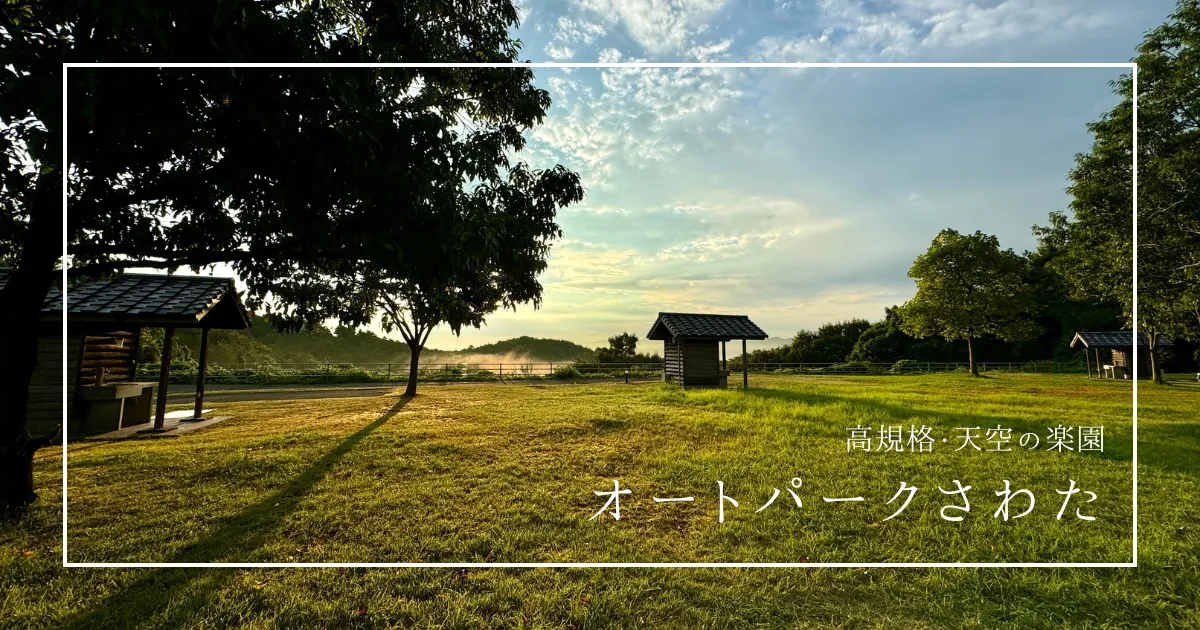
[0,172,63,515]
[1147,337,1162,384]
[404,343,421,396]
[967,337,978,376]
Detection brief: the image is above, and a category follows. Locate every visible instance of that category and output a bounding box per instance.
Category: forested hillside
[137,317,595,366]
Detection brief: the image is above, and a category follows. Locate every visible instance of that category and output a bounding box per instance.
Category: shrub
[890,359,920,374]
[549,365,583,379]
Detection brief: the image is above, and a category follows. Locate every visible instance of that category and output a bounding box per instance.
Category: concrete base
[87,415,232,441]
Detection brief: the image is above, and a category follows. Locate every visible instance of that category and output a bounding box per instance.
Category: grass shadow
[62,395,412,629]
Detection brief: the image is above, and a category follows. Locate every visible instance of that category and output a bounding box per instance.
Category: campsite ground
[3,374,1197,628]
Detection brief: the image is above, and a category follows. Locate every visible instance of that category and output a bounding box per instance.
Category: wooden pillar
[722,341,727,370]
[153,326,175,430]
[742,338,748,389]
[189,327,210,422]
[1085,345,1092,378]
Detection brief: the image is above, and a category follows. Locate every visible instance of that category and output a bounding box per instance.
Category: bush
[890,359,920,374]
[548,365,583,379]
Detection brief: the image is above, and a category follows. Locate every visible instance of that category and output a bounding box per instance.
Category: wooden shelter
[1069,331,1173,379]
[1,270,250,438]
[647,312,768,388]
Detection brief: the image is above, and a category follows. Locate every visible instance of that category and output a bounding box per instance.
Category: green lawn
[2,373,1197,628]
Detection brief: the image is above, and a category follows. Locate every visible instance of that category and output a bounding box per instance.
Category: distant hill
[456,336,595,362]
[158,318,594,366]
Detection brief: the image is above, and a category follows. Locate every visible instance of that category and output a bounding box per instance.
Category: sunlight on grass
[2,373,1197,628]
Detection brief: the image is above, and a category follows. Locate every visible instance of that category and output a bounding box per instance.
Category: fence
[137,360,1086,385]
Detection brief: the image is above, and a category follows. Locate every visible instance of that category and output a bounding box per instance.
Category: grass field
[2,373,1197,628]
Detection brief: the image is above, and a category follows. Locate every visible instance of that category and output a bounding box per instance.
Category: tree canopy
[900,229,1039,376]
[1035,0,1200,380]
[0,0,574,512]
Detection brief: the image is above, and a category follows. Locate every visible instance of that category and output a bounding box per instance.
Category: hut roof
[0,269,250,329]
[647,312,768,341]
[1069,331,1173,349]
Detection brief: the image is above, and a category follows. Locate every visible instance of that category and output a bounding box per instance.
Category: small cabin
[647,312,768,388]
[1,270,250,438]
[1069,331,1173,379]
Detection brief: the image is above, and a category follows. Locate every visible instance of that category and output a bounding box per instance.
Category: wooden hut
[1,270,250,438]
[1069,331,1173,379]
[647,312,768,388]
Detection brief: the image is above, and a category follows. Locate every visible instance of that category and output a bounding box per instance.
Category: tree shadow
[62,396,412,629]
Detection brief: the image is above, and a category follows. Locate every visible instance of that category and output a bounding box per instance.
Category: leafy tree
[1036,0,1200,382]
[807,319,872,363]
[901,229,1040,376]
[608,333,640,358]
[849,307,915,363]
[0,1,568,513]
[366,169,584,397]
[595,332,660,363]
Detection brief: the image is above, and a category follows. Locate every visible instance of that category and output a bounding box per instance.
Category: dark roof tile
[647,312,768,340]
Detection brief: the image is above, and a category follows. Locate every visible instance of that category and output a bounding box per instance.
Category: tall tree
[1038,0,1200,382]
[901,229,1039,376]
[364,164,583,396]
[0,1,576,514]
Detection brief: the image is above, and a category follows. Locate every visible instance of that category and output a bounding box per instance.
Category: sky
[170,0,1178,352]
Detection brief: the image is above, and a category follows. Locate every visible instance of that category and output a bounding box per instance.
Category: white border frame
[60,61,1139,569]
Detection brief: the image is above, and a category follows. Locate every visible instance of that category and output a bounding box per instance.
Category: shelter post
[153,326,175,430]
[190,327,210,421]
[722,341,727,370]
[742,338,748,389]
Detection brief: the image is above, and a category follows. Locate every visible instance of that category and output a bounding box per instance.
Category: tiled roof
[0,269,248,328]
[1070,331,1173,348]
[647,312,768,340]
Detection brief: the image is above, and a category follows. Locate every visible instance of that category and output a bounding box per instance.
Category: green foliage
[548,364,583,379]
[901,229,1040,373]
[594,332,660,363]
[890,359,920,374]
[849,307,913,362]
[748,319,872,364]
[1034,0,1200,380]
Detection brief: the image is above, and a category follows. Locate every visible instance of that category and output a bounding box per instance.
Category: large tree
[0,1,579,514]
[362,163,583,397]
[901,229,1039,376]
[1038,0,1200,382]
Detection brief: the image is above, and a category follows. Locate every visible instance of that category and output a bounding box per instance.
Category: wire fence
[137,360,1087,385]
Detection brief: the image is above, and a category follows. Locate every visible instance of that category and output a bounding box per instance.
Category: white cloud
[553,16,606,44]
[576,0,729,54]
[756,0,1122,61]
[687,38,733,61]
[598,48,623,63]
[544,43,575,60]
[531,66,743,187]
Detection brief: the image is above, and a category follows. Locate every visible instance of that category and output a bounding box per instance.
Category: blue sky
[170,0,1176,352]
[412,0,1172,351]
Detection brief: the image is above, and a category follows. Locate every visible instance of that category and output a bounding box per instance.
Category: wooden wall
[28,325,83,437]
[77,330,139,387]
[681,340,720,387]
[26,325,140,437]
[1111,348,1152,379]
[663,341,684,384]
[663,339,721,387]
